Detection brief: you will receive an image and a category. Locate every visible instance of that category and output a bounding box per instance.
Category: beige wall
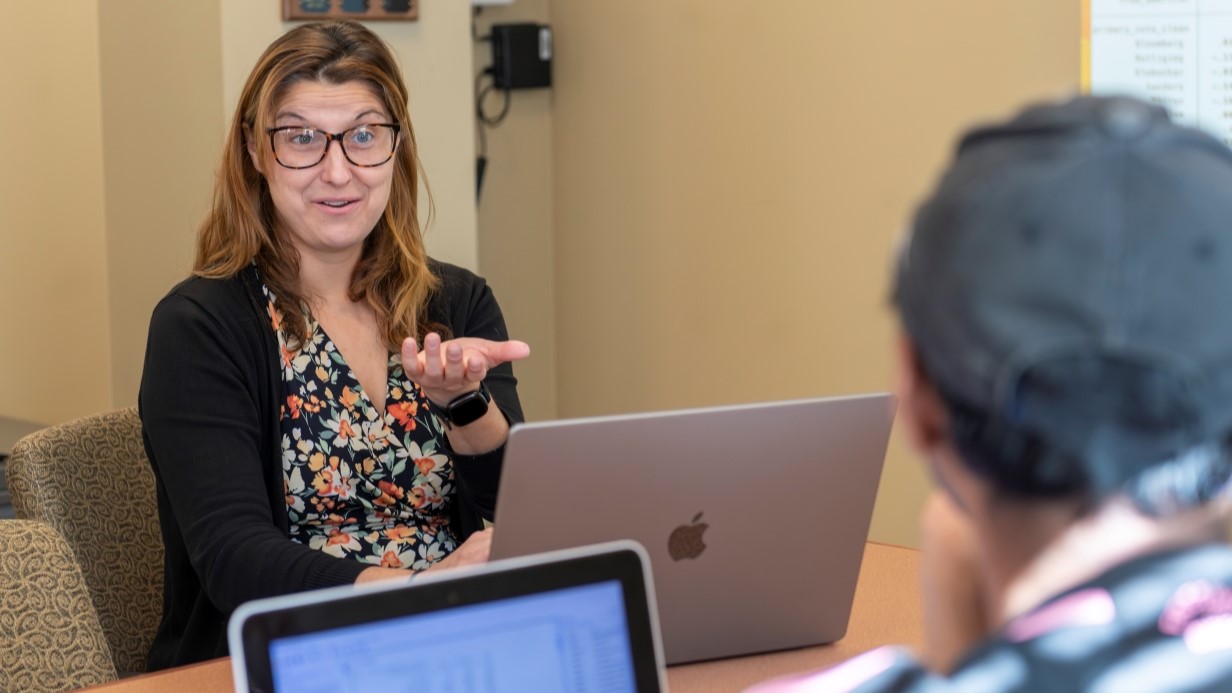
[0,2,112,425]
[471,1,559,421]
[544,2,1079,547]
[99,1,225,409]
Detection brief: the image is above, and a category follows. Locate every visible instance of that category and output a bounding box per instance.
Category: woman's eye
[289,131,316,146]
[350,129,374,145]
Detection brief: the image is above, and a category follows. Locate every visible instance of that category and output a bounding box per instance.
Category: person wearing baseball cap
[750,95,1232,691]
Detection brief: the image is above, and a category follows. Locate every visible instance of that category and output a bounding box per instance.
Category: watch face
[449,390,490,427]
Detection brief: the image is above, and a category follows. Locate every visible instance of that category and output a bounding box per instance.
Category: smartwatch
[427,382,492,429]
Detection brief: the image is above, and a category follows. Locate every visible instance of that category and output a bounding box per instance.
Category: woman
[139,21,528,670]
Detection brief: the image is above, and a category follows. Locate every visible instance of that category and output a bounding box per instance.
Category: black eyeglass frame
[265,123,401,169]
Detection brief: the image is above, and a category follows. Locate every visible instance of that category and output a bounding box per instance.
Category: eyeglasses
[265,123,400,169]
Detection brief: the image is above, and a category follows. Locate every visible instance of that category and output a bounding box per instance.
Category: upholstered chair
[6,408,162,676]
[0,519,117,692]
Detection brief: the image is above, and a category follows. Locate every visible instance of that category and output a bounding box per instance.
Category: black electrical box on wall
[491,23,553,90]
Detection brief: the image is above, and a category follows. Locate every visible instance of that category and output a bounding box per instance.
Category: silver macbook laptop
[490,393,896,664]
[229,541,667,693]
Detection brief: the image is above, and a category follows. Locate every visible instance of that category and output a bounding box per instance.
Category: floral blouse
[262,284,458,571]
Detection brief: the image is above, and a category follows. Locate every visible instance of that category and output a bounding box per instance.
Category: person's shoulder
[161,273,246,302]
[425,259,506,337]
[428,258,498,312]
[151,272,258,325]
[429,258,488,296]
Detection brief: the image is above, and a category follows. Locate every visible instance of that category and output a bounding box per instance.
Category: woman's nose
[319,139,353,183]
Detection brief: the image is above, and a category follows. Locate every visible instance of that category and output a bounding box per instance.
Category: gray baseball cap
[894,95,1232,486]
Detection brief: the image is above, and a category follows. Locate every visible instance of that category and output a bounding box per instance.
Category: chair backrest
[6,408,162,676]
[0,519,117,692]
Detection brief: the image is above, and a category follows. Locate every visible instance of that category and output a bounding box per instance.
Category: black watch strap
[427,382,492,429]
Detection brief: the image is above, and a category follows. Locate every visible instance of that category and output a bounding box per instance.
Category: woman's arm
[141,289,369,614]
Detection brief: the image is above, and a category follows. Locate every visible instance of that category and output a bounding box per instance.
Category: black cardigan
[139,261,523,670]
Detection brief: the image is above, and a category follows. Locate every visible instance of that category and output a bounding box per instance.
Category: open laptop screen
[230,541,664,693]
[268,580,636,693]
[491,393,896,664]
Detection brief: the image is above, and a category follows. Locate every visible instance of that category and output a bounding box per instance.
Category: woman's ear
[896,333,986,519]
[894,334,950,455]
[244,125,264,175]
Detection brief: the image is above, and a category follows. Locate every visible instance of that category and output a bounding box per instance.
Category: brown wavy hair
[194,21,436,351]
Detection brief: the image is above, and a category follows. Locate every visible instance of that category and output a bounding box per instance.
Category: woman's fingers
[464,355,488,384]
[444,341,466,382]
[400,337,424,379]
[422,332,444,381]
[480,339,530,367]
[405,338,528,376]
[401,336,528,403]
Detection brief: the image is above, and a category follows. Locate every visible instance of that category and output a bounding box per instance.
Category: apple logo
[668,512,708,561]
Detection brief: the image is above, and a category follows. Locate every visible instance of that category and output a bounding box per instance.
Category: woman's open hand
[401,333,529,406]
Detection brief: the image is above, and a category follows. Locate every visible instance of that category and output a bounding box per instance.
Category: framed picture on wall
[282,0,418,22]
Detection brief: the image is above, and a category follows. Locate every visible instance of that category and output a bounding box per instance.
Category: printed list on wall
[1087,0,1232,146]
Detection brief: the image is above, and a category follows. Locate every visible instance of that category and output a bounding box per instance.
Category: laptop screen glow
[267,580,637,693]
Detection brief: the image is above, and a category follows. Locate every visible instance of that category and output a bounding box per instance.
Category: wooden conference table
[79,542,922,693]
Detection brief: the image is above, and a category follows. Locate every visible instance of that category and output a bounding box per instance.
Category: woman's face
[252,80,397,265]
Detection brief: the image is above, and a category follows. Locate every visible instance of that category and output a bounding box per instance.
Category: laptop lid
[490,393,896,664]
[229,540,667,693]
